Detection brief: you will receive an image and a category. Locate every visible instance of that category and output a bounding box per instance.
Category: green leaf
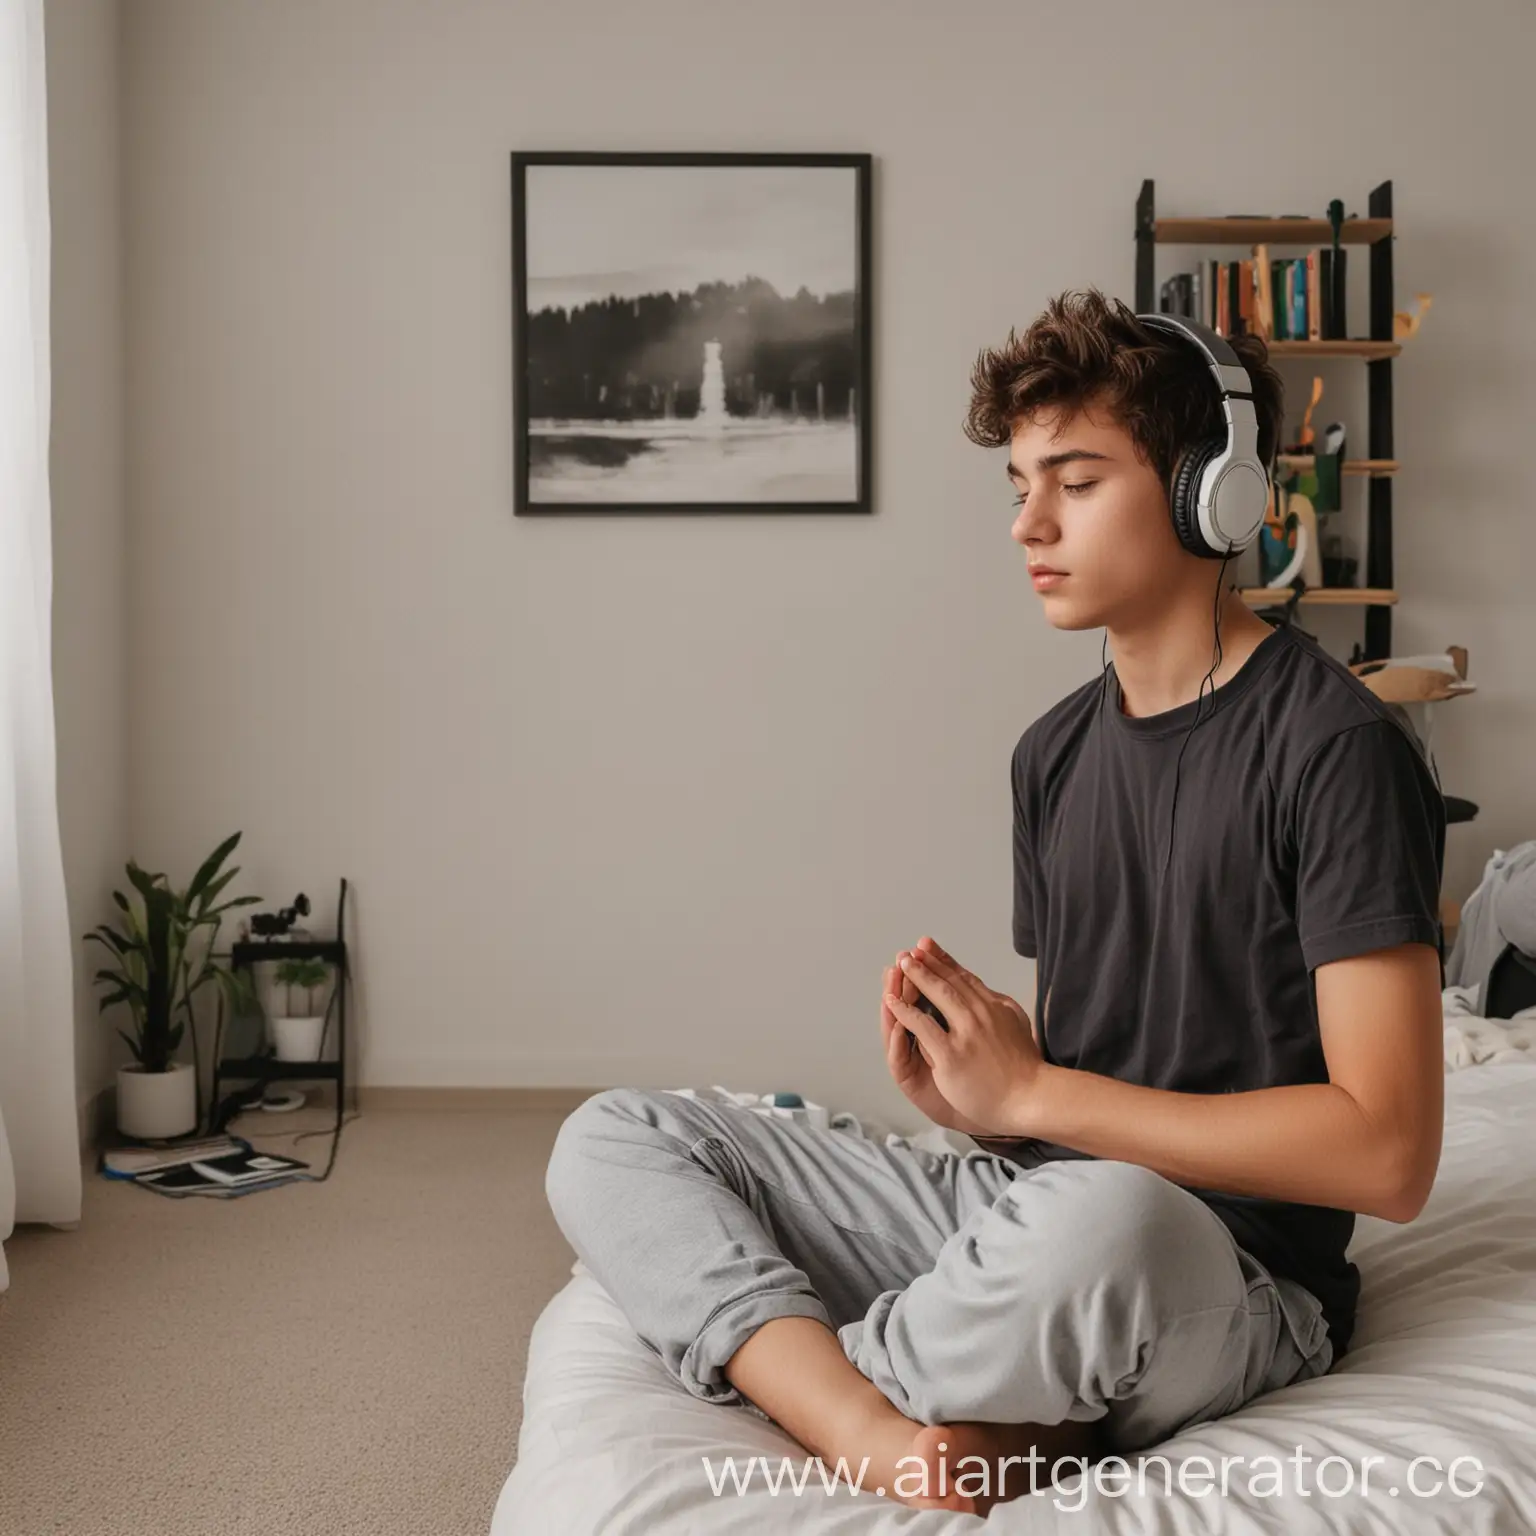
[119,900,148,947]
[272,957,331,987]
[216,968,258,1011]
[196,868,238,911]
[185,832,242,907]
[115,1029,143,1064]
[95,843,264,1068]
[125,860,164,901]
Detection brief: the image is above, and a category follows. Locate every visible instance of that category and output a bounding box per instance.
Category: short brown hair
[963,288,1285,492]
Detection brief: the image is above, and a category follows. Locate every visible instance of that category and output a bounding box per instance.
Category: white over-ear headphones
[1135,313,1271,559]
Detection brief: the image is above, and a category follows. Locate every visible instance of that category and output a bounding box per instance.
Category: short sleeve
[1012,741,1039,958]
[1293,718,1446,972]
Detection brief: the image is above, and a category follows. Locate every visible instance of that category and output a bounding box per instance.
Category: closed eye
[1010,481,1098,507]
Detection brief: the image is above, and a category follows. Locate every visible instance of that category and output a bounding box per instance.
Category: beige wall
[49,0,1536,1123]
[47,0,128,1130]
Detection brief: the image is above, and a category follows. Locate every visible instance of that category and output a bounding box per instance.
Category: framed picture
[511,152,872,515]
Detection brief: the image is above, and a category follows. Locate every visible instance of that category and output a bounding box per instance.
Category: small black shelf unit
[210,876,350,1138]
[1134,178,1396,662]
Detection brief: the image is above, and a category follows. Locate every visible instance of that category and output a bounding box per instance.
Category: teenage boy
[544,289,1446,1516]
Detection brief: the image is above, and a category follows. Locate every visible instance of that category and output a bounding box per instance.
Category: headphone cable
[1160,550,1235,886]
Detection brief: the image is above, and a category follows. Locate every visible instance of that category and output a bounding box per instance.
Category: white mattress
[493,1061,1536,1533]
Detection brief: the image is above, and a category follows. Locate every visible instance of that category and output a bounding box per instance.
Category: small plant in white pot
[86,832,261,1141]
[269,957,332,1061]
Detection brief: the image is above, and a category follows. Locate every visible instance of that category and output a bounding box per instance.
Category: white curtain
[0,0,82,1294]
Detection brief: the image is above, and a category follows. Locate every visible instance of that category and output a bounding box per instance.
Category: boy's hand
[881,937,1046,1138]
[881,953,996,1138]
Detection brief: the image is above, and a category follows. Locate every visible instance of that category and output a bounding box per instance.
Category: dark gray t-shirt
[998,620,1445,1360]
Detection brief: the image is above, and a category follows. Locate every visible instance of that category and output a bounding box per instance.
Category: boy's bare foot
[891,1416,1105,1514]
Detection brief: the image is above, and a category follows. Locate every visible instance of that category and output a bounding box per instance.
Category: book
[1238,259,1254,335]
[142,1162,251,1194]
[1330,247,1348,339]
[1161,273,1196,320]
[1253,245,1273,340]
[101,1135,246,1178]
[111,1139,312,1198]
[1306,251,1322,340]
[1270,259,1289,338]
[138,1163,308,1199]
[1319,248,1334,339]
[190,1150,310,1185]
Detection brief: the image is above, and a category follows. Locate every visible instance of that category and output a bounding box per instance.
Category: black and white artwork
[512,153,871,514]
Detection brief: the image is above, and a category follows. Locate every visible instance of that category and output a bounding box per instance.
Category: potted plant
[269,957,332,1062]
[86,832,261,1140]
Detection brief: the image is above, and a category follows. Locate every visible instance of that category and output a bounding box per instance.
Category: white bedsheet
[493,1060,1536,1533]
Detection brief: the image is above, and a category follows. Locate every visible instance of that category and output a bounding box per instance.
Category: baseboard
[77,1081,594,1155]
[357,1085,593,1113]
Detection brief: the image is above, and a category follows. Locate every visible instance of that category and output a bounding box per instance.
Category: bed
[493,1046,1536,1533]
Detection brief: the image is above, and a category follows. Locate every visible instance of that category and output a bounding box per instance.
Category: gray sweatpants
[544,1087,1335,1454]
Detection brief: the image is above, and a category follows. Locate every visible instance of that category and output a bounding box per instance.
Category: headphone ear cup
[1169,439,1223,558]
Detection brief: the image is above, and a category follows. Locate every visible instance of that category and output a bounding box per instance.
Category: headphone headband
[1138,313,1256,401]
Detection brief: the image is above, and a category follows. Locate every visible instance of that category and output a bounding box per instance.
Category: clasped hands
[880,936,1046,1140]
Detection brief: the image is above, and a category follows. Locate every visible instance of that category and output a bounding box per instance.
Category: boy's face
[1007,396,1195,632]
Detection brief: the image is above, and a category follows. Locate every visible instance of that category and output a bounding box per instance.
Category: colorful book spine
[1306,251,1321,341]
[1253,245,1272,340]
[1270,260,1289,339]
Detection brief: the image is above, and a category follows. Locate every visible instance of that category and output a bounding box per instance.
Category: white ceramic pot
[272,1016,325,1062]
[116,1061,197,1140]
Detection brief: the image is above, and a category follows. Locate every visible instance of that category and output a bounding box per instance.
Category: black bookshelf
[210,876,351,1140]
[1134,179,1397,662]
[1365,180,1394,662]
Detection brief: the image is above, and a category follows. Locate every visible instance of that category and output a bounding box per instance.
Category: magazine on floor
[100,1134,247,1177]
[99,1137,311,1197]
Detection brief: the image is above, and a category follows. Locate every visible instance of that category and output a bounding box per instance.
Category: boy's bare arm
[1005,943,1443,1222]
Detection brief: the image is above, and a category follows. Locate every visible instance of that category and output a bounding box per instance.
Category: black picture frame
[511,152,873,516]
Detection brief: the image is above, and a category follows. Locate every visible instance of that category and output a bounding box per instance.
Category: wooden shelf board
[1241,587,1399,607]
[1276,456,1399,477]
[1155,217,1392,246]
[1265,339,1401,359]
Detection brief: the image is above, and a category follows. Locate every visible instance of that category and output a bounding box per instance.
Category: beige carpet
[0,1102,578,1536]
